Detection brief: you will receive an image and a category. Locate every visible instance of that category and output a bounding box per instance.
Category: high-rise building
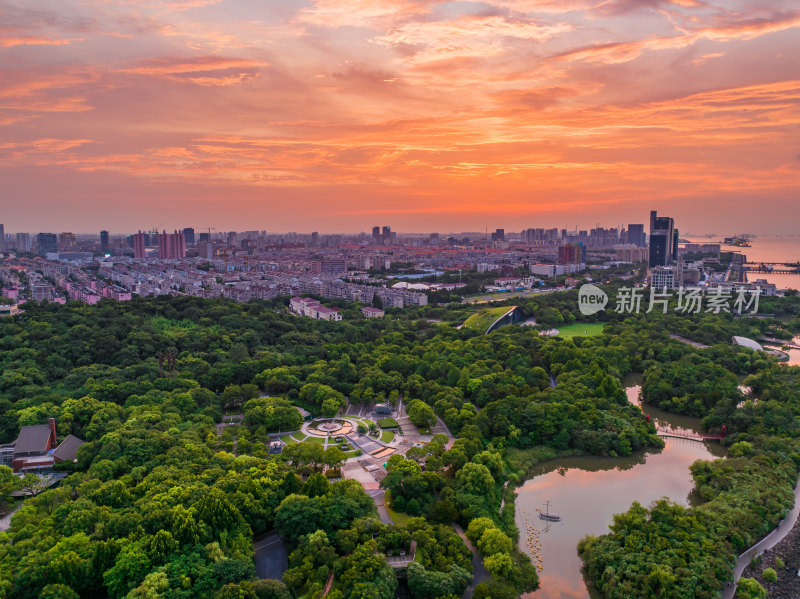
[16,232,31,252]
[627,224,645,247]
[558,242,586,265]
[227,232,237,248]
[182,228,195,247]
[372,226,380,243]
[133,231,147,259]
[100,230,110,253]
[37,233,58,256]
[491,229,505,242]
[0,224,5,251]
[311,231,319,247]
[648,211,675,268]
[59,232,77,251]
[199,232,210,243]
[158,230,186,259]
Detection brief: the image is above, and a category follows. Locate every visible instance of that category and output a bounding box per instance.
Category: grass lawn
[378,418,398,428]
[380,430,395,443]
[304,436,326,445]
[555,322,605,338]
[280,434,298,444]
[385,504,414,527]
[461,306,514,332]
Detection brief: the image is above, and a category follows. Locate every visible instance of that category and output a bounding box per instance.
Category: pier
[655,427,723,442]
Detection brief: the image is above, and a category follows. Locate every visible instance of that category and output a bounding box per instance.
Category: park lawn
[381,430,395,443]
[280,434,298,444]
[385,504,414,527]
[556,322,605,338]
[304,436,326,445]
[461,306,513,332]
[378,418,398,428]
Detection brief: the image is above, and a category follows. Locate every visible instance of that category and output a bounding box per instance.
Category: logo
[578,284,608,315]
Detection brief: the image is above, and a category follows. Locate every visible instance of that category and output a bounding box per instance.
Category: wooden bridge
[656,427,723,441]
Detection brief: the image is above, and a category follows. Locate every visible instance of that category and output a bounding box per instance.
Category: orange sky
[0,0,798,233]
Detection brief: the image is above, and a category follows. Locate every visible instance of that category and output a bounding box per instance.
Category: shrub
[762,568,777,582]
[774,558,785,569]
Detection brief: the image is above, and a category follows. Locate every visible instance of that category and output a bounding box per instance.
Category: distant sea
[687,235,800,291]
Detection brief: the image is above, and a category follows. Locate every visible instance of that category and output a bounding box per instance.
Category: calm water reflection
[517,377,726,599]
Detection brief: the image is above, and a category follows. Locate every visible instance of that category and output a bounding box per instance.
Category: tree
[483,552,514,579]
[455,463,495,497]
[477,528,512,556]
[735,578,767,599]
[39,584,80,599]
[407,400,436,428]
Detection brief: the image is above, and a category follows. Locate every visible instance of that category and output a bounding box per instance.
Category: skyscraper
[182,227,195,247]
[648,211,675,268]
[37,233,58,256]
[372,226,380,243]
[133,231,146,259]
[0,224,5,251]
[627,224,645,247]
[100,230,110,253]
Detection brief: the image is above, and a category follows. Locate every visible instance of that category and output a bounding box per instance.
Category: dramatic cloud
[0,0,797,232]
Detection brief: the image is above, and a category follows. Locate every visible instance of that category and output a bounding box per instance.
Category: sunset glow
[1,0,798,232]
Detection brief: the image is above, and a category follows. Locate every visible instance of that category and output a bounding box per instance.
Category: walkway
[668,334,711,349]
[371,490,393,525]
[722,476,800,599]
[453,523,489,599]
[0,503,22,532]
[253,531,288,580]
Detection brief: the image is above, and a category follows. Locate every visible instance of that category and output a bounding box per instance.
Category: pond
[516,376,726,599]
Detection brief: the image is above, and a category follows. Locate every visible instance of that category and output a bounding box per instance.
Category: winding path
[722,477,800,599]
[453,523,489,599]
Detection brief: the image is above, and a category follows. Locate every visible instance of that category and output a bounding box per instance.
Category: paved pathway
[453,523,489,599]
[722,476,800,599]
[669,334,711,349]
[253,531,288,580]
[0,503,22,532]
[371,490,393,525]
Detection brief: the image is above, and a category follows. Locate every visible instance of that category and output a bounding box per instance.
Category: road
[253,532,288,580]
[722,476,800,599]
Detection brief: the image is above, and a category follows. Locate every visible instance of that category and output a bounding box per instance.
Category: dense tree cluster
[0,290,797,599]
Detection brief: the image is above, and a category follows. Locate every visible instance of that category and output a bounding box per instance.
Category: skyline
[0,0,798,233]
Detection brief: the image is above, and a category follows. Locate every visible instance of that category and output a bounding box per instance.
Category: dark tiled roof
[52,434,85,462]
[14,425,52,455]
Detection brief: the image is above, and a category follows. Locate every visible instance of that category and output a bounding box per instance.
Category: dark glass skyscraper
[648,211,675,267]
[100,230,110,253]
[37,233,58,256]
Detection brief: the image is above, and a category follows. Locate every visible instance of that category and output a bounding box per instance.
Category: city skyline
[1,0,798,233]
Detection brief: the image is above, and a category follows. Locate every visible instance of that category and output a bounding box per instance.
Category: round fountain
[316,421,343,434]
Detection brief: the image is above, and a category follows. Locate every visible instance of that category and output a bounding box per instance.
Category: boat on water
[724,234,752,247]
[537,500,561,522]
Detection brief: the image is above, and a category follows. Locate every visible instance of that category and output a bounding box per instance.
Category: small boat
[537,500,561,522]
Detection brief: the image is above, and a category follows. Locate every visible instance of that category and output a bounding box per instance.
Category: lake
[516,378,726,599]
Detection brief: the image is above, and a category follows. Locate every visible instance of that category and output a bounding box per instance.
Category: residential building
[361,306,385,318]
[133,231,147,259]
[16,232,31,252]
[183,227,195,247]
